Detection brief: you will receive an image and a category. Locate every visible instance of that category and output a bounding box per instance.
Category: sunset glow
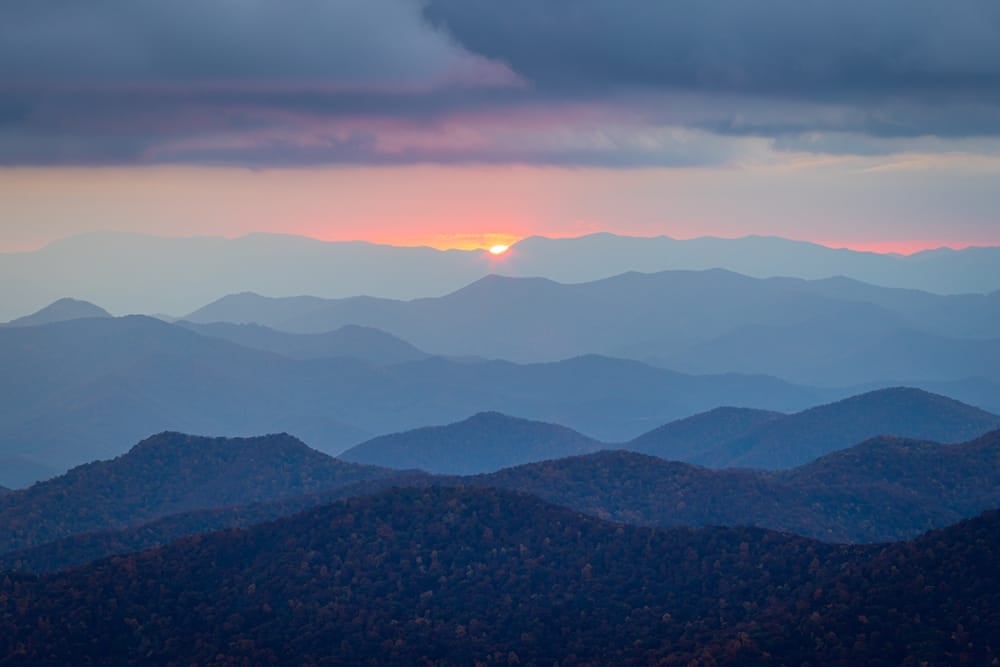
[488,244,510,255]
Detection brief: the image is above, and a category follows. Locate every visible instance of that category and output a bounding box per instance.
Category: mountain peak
[340,412,602,475]
[6,297,111,327]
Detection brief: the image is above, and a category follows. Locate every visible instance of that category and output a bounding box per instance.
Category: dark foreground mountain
[3,297,111,327]
[0,432,394,555]
[694,386,1000,469]
[0,487,996,665]
[340,412,604,474]
[5,430,998,573]
[0,315,829,474]
[177,320,430,364]
[0,473,432,574]
[477,430,1000,542]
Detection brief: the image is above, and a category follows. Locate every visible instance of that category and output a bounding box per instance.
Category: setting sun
[488,244,510,255]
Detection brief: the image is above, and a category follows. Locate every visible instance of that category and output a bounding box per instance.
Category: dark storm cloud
[425,0,1000,97]
[2,0,999,166]
[423,0,1000,141]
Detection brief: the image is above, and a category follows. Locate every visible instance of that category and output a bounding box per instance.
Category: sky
[2,0,999,253]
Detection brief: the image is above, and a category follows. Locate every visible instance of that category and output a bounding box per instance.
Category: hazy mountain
[0,486,8,496]
[184,269,1000,387]
[0,315,830,475]
[177,320,429,364]
[507,232,1000,296]
[340,411,603,474]
[3,297,110,327]
[655,320,1000,386]
[4,231,1000,320]
[0,432,395,555]
[697,386,1000,469]
[0,456,59,489]
[625,406,783,461]
[1,486,997,665]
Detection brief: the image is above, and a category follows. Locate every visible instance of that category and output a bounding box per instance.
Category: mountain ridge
[4,231,1000,321]
[340,411,604,474]
[4,297,111,327]
[2,428,998,572]
[0,431,396,555]
[0,486,997,664]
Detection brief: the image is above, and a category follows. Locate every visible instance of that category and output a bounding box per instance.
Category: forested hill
[0,431,395,554]
[0,487,997,665]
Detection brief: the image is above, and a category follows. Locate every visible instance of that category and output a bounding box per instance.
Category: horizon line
[5,229,998,258]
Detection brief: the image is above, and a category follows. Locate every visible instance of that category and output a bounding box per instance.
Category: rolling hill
[0,486,996,665]
[0,432,395,555]
[339,411,604,474]
[0,315,832,474]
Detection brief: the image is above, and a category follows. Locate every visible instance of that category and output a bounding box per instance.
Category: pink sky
[1,162,999,255]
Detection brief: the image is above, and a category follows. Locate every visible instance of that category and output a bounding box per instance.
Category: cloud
[1,0,999,166]
[425,0,1000,97]
[0,0,517,88]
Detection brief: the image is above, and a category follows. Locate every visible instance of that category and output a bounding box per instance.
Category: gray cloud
[0,0,510,86]
[425,0,1000,97]
[1,0,999,166]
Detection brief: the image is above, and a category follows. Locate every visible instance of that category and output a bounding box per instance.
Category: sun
[488,244,510,256]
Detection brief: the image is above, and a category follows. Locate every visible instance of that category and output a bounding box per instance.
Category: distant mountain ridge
[695,386,1000,469]
[183,269,1000,386]
[3,231,1000,320]
[176,320,429,364]
[3,297,110,327]
[343,388,1000,473]
[0,315,834,475]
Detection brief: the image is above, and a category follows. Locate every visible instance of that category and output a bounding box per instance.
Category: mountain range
[647,386,1000,469]
[183,269,1000,387]
[176,320,430,364]
[0,314,837,478]
[4,231,1000,321]
[341,387,1000,472]
[2,426,997,573]
[1,486,996,665]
